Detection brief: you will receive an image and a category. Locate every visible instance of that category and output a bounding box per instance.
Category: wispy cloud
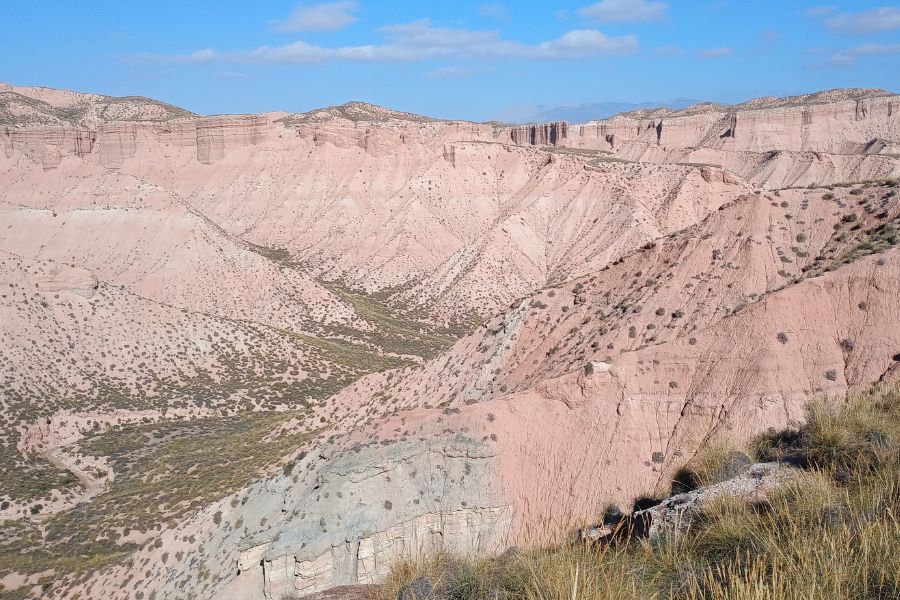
[428,65,493,78]
[130,48,217,64]
[804,5,836,17]
[577,0,668,24]
[477,3,509,20]
[753,29,780,55]
[825,42,900,65]
[214,71,249,80]
[825,7,900,34]
[132,19,639,64]
[655,44,683,56]
[698,47,733,58]
[270,2,360,32]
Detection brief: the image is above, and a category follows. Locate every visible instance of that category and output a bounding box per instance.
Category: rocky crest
[0,83,194,128]
[502,90,900,189]
[2,87,897,188]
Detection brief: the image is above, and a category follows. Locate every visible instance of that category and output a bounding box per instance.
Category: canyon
[0,83,899,599]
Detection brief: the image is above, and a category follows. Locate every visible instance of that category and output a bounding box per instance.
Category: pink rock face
[30,264,98,298]
[510,91,900,189]
[326,184,900,536]
[1,85,900,600]
[1,93,756,321]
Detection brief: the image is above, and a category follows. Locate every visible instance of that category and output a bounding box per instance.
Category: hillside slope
[62,180,900,600]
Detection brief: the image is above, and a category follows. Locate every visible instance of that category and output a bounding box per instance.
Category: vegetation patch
[244,243,298,268]
[0,411,313,587]
[322,281,466,360]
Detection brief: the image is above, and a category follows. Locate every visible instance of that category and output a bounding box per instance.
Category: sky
[2,0,899,121]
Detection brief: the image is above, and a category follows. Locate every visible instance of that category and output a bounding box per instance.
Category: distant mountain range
[496,98,702,124]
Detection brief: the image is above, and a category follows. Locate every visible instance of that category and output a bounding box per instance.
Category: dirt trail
[11,406,221,522]
[32,444,108,522]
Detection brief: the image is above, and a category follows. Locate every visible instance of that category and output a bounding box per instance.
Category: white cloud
[825,7,900,34]
[244,40,419,62]
[698,47,733,58]
[477,3,509,20]
[185,48,217,63]
[130,48,217,64]
[379,20,497,52]
[826,42,900,65]
[577,0,668,24]
[271,2,360,32]
[534,29,638,58]
[134,19,639,64]
[804,5,836,17]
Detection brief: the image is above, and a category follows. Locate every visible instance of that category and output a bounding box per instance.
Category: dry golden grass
[377,382,900,600]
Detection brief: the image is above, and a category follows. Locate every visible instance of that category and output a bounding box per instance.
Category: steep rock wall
[508,122,568,146]
[195,115,267,164]
[1,114,270,169]
[97,123,137,170]
[65,431,511,600]
[1,127,96,169]
[562,95,900,154]
[499,95,900,187]
[250,506,510,598]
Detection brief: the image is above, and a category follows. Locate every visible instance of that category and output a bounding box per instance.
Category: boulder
[397,577,435,600]
[635,462,802,541]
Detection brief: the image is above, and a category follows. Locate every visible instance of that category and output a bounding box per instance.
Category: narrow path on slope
[33,443,107,523]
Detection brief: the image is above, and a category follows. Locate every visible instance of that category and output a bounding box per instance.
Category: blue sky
[2,0,899,121]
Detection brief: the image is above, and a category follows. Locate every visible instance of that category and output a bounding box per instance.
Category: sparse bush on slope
[379,383,900,600]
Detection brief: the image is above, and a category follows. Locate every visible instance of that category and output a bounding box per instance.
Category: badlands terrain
[0,82,899,599]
